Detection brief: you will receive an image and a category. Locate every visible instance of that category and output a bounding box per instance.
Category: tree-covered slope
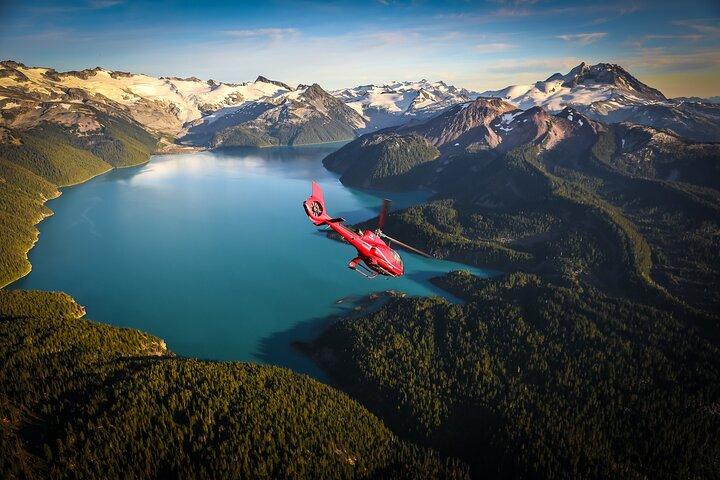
[323,132,440,190]
[309,92,720,480]
[0,115,158,287]
[0,157,58,287]
[0,290,468,479]
[0,127,111,187]
[308,273,720,479]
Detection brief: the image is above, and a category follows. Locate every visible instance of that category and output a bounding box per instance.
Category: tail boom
[303,181,346,226]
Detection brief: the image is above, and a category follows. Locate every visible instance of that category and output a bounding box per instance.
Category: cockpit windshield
[391,250,402,267]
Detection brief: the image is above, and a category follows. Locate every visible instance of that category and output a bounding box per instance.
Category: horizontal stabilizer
[327,217,346,223]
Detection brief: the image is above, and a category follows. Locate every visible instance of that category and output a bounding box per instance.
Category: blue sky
[1,0,718,96]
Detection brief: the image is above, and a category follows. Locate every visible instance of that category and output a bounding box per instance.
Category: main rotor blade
[378,199,391,230]
[380,233,433,258]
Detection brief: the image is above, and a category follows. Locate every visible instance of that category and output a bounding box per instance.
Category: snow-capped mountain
[207,83,366,147]
[0,62,364,147]
[481,62,720,142]
[0,61,291,137]
[332,80,479,131]
[481,62,665,111]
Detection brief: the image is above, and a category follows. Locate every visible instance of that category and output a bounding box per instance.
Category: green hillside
[309,273,720,479]
[0,128,111,187]
[0,290,468,479]
[323,133,440,190]
[0,158,58,287]
[212,115,357,148]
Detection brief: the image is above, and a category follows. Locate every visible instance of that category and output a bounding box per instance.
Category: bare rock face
[402,98,516,148]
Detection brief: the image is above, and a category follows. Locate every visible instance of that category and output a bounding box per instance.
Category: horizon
[1,0,719,98]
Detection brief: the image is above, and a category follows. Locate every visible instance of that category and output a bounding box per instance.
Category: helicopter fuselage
[327,223,403,278]
[303,181,403,278]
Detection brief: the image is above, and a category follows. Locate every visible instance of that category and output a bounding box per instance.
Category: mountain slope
[481,62,720,142]
[306,89,720,480]
[324,132,440,189]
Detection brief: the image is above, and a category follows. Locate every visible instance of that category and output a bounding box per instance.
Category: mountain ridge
[4,59,718,146]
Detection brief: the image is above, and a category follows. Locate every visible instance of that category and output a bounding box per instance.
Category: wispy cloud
[221,28,299,42]
[482,57,585,75]
[15,29,80,42]
[557,32,607,45]
[89,0,123,8]
[475,43,515,53]
[674,20,720,36]
[434,7,531,23]
[622,49,720,70]
[29,0,123,14]
[488,0,538,5]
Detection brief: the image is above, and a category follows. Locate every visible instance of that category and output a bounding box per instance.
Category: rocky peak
[255,75,293,91]
[299,83,333,103]
[463,97,516,118]
[556,106,591,124]
[0,60,27,69]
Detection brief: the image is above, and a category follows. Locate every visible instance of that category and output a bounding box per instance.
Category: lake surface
[12,145,493,379]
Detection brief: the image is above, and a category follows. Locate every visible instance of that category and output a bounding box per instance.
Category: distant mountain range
[326,96,719,191]
[1,60,719,149]
[332,80,479,132]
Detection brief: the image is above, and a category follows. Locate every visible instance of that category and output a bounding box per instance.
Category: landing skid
[348,257,379,279]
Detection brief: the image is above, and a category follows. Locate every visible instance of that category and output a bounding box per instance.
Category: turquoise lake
[12,145,493,379]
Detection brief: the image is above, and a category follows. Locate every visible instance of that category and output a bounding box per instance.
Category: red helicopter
[303,181,431,278]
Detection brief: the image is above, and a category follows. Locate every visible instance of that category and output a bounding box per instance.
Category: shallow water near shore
[12,145,494,379]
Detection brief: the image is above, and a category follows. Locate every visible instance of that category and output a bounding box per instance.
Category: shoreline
[1,146,185,290]
[1,140,323,290]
